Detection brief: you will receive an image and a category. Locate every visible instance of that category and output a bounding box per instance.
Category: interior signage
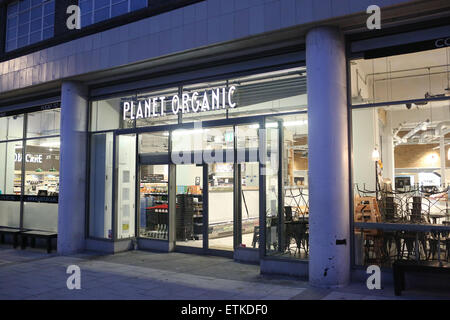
[15,153,43,164]
[123,86,237,121]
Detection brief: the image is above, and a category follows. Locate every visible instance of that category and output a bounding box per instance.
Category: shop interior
[351,46,450,265]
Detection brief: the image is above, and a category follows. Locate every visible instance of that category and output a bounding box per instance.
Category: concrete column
[306,27,350,288]
[58,81,88,255]
[384,112,395,188]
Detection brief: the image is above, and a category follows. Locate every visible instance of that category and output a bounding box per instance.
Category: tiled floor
[0,245,448,300]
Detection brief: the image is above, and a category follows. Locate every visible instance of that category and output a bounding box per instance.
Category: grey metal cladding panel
[351,25,450,53]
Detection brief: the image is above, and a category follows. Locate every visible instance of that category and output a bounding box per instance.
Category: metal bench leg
[21,235,27,250]
[30,237,36,248]
[13,234,18,249]
[47,238,52,254]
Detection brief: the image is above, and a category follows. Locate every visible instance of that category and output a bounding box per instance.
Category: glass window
[112,1,128,18]
[23,137,60,196]
[27,109,60,138]
[23,202,58,232]
[6,0,55,51]
[116,134,136,239]
[0,201,21,228]
[228,67,307,118]
[0,115,24,141]
[0,141,23,195]
[0,109,60,233]
[139,132,169,154]
[262,114,309,260]
[351,46,450,267]
[90,96,134,131]
[81,0,147,27]
[180,67,307,123]
[351,47,450,105]
[89,132,113,239]
[171,126,234,158]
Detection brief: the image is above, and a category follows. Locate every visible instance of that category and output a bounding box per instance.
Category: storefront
[1,0,449,287]
[86,59,311,267]
[0,101,60,234]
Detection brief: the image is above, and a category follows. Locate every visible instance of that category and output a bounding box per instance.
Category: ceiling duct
[394,120,430,146]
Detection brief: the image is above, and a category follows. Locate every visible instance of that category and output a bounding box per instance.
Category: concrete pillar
[306,27,350,288]
[58,81,88,255]
[384,112,395,188]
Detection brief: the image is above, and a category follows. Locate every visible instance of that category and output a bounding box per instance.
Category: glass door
[208,162,235,251]
[204,126,235,252]
[175,164,204,248]
[235,124,260,249]
[137,132,170,240]
[263,119,282,255]
[139,164,169,240]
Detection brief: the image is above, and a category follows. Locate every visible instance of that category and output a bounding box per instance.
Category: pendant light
[372,147,380,161]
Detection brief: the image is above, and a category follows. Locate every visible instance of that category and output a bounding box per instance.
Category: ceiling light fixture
[372,147,380,161]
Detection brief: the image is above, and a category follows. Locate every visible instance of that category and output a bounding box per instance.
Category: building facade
[1,0,450,288]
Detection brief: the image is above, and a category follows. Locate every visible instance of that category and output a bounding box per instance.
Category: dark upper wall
[0,0,205,62]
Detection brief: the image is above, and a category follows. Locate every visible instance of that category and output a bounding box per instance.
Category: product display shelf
[23,172,60,195]
[141,182,169,239]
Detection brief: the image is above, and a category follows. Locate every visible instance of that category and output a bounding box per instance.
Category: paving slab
[0,248,449,300]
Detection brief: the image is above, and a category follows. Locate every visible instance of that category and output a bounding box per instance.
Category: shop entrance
[135,122,262,256]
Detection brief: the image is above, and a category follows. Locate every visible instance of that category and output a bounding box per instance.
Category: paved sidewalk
[0,245,449,300]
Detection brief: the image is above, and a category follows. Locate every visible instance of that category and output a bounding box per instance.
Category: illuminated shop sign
[122,86,237,121]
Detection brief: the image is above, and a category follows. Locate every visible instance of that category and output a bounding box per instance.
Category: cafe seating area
[354,184,450,267]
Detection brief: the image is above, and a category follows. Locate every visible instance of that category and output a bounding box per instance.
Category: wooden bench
[393,260,450,296]
[20,231,57,254]
[0,227,21,248]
